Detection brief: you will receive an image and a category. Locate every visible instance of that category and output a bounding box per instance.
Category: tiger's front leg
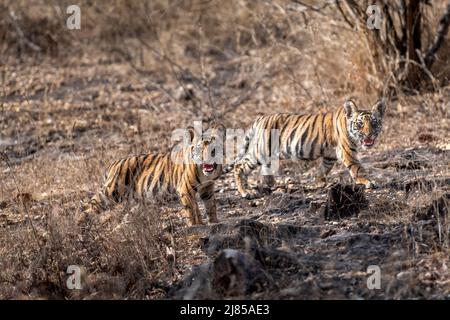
[316,157,336,187]
[198,183,218,224]
[259,164,276,194]
[234,158,259,199]
[337,145,375,189]
[179,188,204,226]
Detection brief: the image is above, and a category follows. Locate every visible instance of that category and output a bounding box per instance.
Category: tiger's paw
[241,190,259,200]
[187,219,205,227]
[208,216,219,224]
[258,185,273,195]
[195,215,206,225]
[262,175,276,188]
[186,220,194,227]
[315,176,328,188]
[366,181,379,189]
[185,215,205,226]
[358,180,378,190]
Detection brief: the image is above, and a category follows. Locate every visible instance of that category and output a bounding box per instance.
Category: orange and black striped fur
[89,125,225,226]
[230,100,386,198]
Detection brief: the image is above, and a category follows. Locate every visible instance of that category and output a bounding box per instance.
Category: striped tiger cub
[231,100,386,198]
[89,124,225,226]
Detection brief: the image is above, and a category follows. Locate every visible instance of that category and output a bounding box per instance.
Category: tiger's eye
[354,121,363,129]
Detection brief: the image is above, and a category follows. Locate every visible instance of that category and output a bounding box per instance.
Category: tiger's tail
[83,168,115,214]
[86,191,111,213]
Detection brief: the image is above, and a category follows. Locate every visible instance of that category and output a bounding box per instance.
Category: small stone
[396,271,413,281]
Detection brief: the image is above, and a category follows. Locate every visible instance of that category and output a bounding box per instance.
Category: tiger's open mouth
[361,137,375,147]
[202,163,217,174]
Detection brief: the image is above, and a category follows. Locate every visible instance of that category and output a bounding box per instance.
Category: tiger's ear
[372,99,386,118]
[210,122,226,141]
[213,123,226,134]
[186,126,196,143]
[343,100,358,119]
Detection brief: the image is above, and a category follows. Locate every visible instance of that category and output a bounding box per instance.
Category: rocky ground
[169,144,450,299]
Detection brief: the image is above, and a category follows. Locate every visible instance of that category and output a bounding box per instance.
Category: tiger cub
[231,100,386,198]
[89,125,225,226]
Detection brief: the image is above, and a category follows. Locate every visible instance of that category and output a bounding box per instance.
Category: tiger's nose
[361,124,371,135]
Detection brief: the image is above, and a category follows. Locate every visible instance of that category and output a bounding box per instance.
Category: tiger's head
[343,99,386,149]
[189,124,226,177]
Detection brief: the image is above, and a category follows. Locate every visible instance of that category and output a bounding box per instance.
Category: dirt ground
[0,0,449,300]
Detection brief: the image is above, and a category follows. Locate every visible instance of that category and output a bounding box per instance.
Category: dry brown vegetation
[0,0,449,299]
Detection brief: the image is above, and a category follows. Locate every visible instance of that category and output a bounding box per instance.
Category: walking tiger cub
[88,124,225,226]
[230,100,386,198]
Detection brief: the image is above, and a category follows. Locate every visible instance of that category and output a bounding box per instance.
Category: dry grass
[0,0,449,299]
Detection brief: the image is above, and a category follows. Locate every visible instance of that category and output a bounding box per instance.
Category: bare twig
[140,6,203,114]
[197,8,217,118]
[7,10,41,53]
[415,49,438,90]
[290,0,335,15]
[109,47,182,107]
[205,73,265,123]
[336,0,354,28]
[424,0,450,68]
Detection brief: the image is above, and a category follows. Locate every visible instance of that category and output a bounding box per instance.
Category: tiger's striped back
[90,153,177,210]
